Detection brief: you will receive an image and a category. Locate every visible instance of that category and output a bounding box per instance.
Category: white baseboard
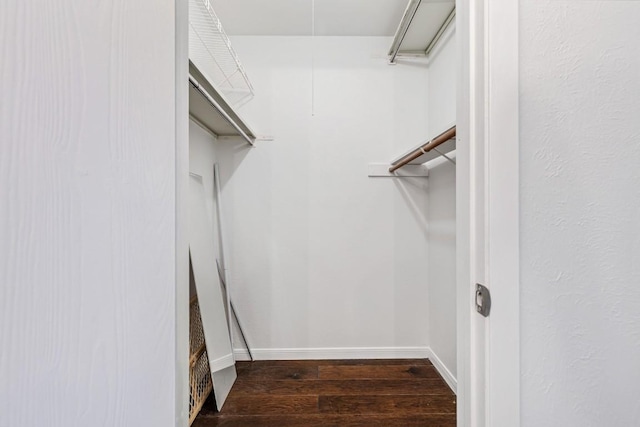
[232,345,457,394]
[233,346,430,361]
[425,347,457,393]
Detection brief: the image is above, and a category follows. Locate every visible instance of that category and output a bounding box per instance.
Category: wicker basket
[189,296,213,425]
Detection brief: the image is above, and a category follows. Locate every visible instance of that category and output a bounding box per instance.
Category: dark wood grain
[193,414,456,427]
[236,365,319,381]
[319,394,456,415]
[232,378,452,395]
[219,395,319,415]
[194,359,456,426]
[236,358,432,369]
[318,364,441,380]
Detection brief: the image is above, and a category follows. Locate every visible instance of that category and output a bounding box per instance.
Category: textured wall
[0,1,178,425]
[520,1,640,425]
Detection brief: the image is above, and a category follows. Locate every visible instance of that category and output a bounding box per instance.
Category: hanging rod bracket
[368,163,428,178]
[433,147,456,165]
[389,125,456,173]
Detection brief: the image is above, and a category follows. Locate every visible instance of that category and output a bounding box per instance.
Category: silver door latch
[475,283,491,317]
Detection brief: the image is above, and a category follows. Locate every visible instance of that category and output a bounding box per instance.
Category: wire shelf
[189,0,255,107]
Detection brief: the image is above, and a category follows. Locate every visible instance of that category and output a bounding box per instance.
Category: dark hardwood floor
[193,359,456,426]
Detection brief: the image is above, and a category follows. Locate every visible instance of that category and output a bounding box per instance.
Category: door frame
[175,0,190,424]
[175,0,521,423]
[457,0,520,425]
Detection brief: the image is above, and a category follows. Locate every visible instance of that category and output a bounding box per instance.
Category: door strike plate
[475,283,491,317]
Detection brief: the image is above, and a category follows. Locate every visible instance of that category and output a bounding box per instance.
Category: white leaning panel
[188,174,237,409]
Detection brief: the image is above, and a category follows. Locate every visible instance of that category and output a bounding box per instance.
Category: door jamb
[175,0,190,424]
[457,0,520,425]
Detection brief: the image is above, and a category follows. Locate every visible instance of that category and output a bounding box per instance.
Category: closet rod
[188,74,254,146]
[389,125,456,173]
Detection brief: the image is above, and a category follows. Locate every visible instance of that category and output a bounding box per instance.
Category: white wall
[189,121,219,236]
[520,2,640,425]
[215,36,431,358]
[426,24,457,137]
[426,25,458,383]
[0,2,180,426]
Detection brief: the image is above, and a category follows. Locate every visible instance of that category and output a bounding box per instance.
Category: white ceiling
[210,0,409,36]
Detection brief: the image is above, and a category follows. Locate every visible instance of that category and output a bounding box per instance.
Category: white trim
[458,0,521,425]
[486,0,520,425]
[174,0,190,424]
[426,347,457,394]
[456,0,474,424]
[233,346,431,361]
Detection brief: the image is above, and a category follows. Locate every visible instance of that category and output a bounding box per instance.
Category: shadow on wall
[214,136,253,191]
[393,176,429,239]
[394,59,430,69]
[425,20,456,67]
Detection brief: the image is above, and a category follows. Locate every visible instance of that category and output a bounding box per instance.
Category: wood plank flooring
[193,359,456,426]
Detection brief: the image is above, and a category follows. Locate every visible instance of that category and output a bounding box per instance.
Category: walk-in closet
[185,0,458,425]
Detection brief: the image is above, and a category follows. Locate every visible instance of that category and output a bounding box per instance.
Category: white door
[457,0,520,425]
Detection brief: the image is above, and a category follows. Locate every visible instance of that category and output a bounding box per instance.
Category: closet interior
[185,0,458,423]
